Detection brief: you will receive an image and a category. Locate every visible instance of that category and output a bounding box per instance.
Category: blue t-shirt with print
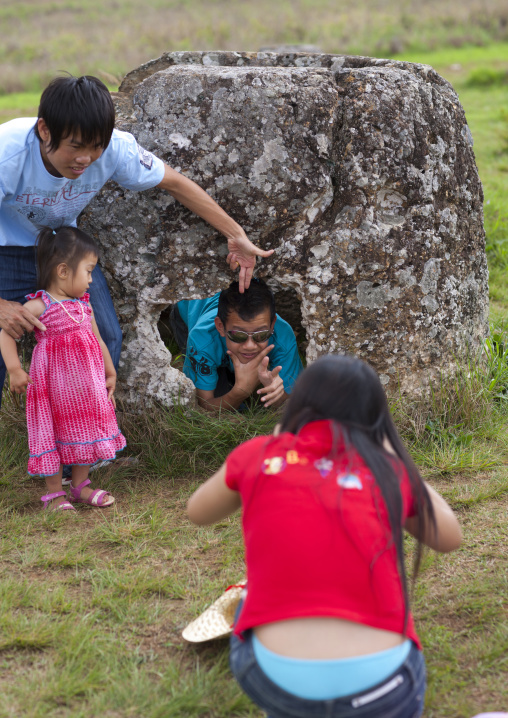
[178,293,303,394]
[0,118,165,247]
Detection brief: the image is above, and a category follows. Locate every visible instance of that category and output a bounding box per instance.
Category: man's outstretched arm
[157,165,274,291]
[196,385,251,412]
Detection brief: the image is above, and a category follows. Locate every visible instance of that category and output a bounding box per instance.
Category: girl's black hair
[279,354,436,629]
[36,226,99,290]
[34,75,115,152]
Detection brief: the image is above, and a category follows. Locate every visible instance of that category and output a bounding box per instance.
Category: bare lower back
[254,617,406,659]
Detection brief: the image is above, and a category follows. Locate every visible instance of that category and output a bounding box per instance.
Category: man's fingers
[257,357,271,381]
[18,316,38,333]
[263,386,284,406]
[270,365,282,379]
[257,372,284,407]
[256,344,274,363]
[226,350,241,368]
[5,328,22,341]
[254,248,275,258]
[20,307,46,331]
[29,315,46,331]
[259,356,270,371]
[238,265,247,293]
[262,388,284,407]
[4,319,30,339]
[1,309,45,338]
[242,265,254,291]
[258,376,283,396]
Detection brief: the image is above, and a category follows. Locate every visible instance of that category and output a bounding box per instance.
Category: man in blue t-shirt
[0,74,273,404]
[173,280,303,411]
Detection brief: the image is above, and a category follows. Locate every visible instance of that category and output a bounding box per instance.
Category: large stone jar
[79,51,488,407]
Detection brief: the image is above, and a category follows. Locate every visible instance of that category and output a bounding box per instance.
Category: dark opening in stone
[270,284,307,358]
[157,304,184,354]
[157,284,307,366]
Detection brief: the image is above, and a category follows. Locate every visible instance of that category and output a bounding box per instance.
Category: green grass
[391,318,508,476]
[0,92,40,124]
[1,337,508,715]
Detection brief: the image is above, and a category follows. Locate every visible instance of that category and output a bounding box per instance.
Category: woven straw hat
[182,582,246,643]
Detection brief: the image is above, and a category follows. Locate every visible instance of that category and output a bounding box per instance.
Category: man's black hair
[217,279,276,326]
[34,75,115,152]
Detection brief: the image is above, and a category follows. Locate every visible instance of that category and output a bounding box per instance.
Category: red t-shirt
[225,420,421,649]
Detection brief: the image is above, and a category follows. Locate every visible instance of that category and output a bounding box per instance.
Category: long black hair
[36,226,99,290]
[280,354,436,627]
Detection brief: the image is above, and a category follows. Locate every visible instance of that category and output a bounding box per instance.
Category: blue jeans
[230,629,426,718]
[0,246,122,407]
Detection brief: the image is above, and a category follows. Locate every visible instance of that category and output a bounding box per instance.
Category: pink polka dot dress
[26,290,126,477]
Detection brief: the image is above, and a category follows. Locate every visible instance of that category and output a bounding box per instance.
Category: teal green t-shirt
[178,293,303,393]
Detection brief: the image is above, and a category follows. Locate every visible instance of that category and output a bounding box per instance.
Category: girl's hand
[105,375,117,407]
[9,368,32,394]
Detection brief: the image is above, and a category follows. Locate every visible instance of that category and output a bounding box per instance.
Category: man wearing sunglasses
[172,279,303,411]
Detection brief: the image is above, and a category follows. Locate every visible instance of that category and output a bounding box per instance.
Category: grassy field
[1,375,508,717]
[1,6,508,717]
[1,0,508,94]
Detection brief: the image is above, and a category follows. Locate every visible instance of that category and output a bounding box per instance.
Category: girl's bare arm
[0,299,44,393]
[0,329,24,375]
[383,436,462,553]
[90,308,117,403]
[405,481,462,553]
[187,463,242,525]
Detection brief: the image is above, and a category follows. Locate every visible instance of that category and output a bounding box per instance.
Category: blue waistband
[252,635,412,700]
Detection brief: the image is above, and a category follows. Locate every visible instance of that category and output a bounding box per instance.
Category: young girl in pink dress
[0,226,125,511]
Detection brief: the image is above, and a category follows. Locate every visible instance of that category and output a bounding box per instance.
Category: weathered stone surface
[80,51,488,406]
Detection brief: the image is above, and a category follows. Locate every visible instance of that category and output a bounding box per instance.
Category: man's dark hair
[217,279,276,326]
[34,75,115,152]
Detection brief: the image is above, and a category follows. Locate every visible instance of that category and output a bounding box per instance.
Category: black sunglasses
[226,329,273,344]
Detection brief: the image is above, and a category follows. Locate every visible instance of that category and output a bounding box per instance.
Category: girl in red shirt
[188,354,462,718]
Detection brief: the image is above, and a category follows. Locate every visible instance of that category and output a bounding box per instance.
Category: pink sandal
[41,491,76,512]
[69,478,115,507]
